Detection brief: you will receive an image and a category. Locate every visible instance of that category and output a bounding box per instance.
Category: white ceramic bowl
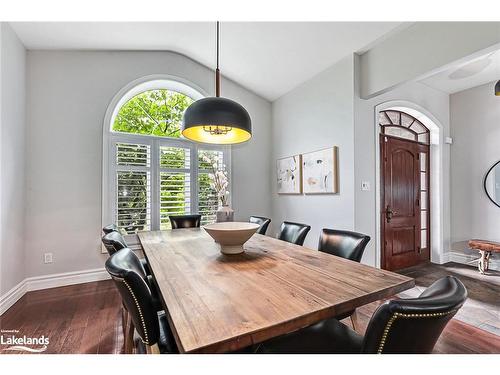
[203,222,260,254]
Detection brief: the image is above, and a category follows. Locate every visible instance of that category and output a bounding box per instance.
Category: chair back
[249,216,271,235]
[362,276,467,353]
[278,221,311,246]
[105,248,160,347]
[169,214,202,229]
[102,223,119,235]
[102,231,127,256]
[318,229,370,262]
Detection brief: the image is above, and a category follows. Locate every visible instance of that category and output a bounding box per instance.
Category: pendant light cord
[215,21,221,97]
[216,21,220,70]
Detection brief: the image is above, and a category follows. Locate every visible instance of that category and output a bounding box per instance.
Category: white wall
[270,56,355,249]
[0,23,26,295]
[359,22,500,98]
[450,82,500,260]
[25,50,271,278]
[354,77,451,266]
[230,85,272,223]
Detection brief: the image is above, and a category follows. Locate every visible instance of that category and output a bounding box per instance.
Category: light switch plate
[44,252,53,264]
[361,181,370,191]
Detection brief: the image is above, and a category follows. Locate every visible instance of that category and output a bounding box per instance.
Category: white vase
[216,205,234,223]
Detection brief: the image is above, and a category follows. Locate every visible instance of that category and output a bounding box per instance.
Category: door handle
[386,206,397,222]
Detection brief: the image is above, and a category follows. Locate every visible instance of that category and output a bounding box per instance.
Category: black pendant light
[495,80,500,96]
[182,22,252,144]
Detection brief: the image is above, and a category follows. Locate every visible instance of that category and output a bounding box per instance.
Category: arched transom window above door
[379,110,430,145]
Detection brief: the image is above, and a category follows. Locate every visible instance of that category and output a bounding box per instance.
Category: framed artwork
[277,154,302,194]
[302,146,338,194]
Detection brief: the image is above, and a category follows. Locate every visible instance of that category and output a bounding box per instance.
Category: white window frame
[102,75,231,250]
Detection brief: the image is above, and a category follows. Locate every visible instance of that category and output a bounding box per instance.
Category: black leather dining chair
[102,223,119,235]
[256,276,467,354]
[169,214,202,229]
[102,231,128,256]
[318,228,371,331]
[101,231,152,276]
[105,248,177,354]
[318,229,370,262]
[249,216,271,235]
[277,221,311,246]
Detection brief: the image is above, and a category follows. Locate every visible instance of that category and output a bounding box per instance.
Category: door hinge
[416,198,420,206]
[417,246,421,254]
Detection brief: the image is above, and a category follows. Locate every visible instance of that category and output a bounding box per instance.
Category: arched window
[103,80,230,238]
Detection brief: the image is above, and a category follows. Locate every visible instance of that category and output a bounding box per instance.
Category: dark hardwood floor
[0,262,498,354]
[343,262,500,354]
[398,261,500,336]
[0,281,123,354]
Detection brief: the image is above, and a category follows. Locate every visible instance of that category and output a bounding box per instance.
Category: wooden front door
[381,135,429,270]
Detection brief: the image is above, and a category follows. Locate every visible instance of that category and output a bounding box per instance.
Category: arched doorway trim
[374,100,444,268]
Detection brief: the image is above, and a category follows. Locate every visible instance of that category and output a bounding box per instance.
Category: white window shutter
[109,139,229,234]
[115,142,152,234]
[159,146,192,229]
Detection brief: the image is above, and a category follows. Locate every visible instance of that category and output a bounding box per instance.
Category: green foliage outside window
[113,89,193,137]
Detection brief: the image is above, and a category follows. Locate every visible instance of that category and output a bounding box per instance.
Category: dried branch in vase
[202,155,229,207]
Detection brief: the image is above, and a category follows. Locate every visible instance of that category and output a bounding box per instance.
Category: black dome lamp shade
[495,80,500,96]
[182,22,252,144]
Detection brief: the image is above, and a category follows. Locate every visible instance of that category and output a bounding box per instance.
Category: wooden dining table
[138,228,414,353]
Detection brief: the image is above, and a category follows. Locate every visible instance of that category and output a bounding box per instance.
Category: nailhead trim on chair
[113,276,150,345]
[376,310,457,354]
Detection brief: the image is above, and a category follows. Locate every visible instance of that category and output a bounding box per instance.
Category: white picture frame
[277,154,302,194]
[302,146,338,194]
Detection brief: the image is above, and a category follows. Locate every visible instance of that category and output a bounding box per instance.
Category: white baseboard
[445,251,500,272]
[0,282,28,316]
[441,252,451,264]
[26,268,110,292]
[0,268,110,316]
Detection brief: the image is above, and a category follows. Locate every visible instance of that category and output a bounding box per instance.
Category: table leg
[146,343,161,354]
[121,307,127,339]
[124,313,134,354]
[478,250,486,274]
[484,251,491,272]
[350,310,360,333]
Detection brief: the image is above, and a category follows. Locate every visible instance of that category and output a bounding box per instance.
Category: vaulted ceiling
[10,22,403,100]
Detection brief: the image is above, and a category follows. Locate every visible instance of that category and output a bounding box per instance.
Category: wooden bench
[468,239,500,274]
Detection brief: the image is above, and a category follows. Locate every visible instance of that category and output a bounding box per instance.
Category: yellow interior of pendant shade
[182,126,251,144]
